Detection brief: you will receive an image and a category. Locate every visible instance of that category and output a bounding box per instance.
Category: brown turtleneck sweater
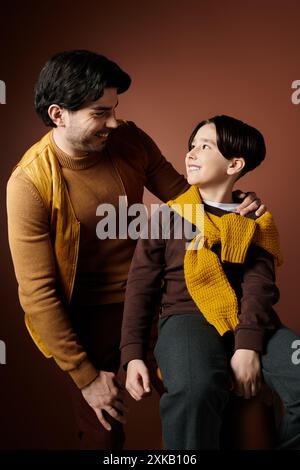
[6,121,189,388]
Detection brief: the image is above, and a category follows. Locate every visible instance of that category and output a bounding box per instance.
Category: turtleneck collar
[49,131,102,170]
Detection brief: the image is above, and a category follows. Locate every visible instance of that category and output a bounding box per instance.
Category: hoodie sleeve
[234,244,281,353]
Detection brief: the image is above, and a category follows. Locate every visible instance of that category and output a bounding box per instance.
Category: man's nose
[106,113,118,129]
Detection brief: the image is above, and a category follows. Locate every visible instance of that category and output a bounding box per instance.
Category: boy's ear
[227,157,245,176]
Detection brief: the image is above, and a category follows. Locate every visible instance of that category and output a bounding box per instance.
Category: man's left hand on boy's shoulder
[233,190,267,217]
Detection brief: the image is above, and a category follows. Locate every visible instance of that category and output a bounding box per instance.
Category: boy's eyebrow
[202,138,216,145]
[192,138,216,146]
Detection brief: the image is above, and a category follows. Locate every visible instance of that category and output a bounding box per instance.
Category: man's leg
[69,302,125,450]
[261,326,300,449]
[154,314,231,450]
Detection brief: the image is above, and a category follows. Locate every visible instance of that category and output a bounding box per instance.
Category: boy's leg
[261,326,300,449]
[154,314,231,450]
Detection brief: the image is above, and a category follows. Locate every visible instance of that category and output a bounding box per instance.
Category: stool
[221,384,278,449]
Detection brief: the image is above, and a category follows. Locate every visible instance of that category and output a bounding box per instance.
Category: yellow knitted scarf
[167,185,283,335]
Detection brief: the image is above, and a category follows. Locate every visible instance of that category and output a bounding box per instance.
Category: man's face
[185,123,231,187]
[62,87,119,154]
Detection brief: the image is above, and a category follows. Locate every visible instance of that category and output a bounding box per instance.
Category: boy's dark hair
[188,115,266,177]
[35,50,131,127]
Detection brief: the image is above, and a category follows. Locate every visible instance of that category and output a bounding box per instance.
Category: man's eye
[94,112,105,117]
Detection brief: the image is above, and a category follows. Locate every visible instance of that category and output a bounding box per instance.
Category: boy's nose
[186,150,196,160]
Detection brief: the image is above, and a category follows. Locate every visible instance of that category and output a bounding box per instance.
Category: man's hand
[233,190,267,217]
[126,359,152,401]
[81,371,128,431]
[230,349,262,399]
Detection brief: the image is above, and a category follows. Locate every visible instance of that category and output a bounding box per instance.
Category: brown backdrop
[0,0,299,450]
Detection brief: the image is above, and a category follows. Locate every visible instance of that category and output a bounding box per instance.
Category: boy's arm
[234,245,281,353]
[120,207,168,368]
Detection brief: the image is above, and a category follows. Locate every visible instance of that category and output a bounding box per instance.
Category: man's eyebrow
[91,101,119,110]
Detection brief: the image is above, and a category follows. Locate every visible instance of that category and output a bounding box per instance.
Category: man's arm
[6,167,98,389]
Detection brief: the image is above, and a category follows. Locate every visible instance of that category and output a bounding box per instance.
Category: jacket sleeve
[120,206,168,368]
[234,244,281,353]
[6,167,98,389]
[136,127,190,201]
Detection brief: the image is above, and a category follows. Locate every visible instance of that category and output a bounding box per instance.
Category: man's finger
[255,204,267,217]
[114,377,125,390]
[235,191,257,211]
[94,408,111,431]
[113,399,129,413]
[105,405,127,424]
[239,200,260,216]
[234,190,246,199]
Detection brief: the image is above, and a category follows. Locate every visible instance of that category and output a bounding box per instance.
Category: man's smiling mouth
[95,132,109,139]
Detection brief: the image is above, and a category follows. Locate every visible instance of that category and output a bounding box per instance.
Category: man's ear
[48,104,66,127]
[227,157,245,176]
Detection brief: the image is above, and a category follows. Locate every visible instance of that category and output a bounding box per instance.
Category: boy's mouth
[188,165,201,172]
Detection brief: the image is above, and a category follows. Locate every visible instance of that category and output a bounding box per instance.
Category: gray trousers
[154,314,300,450]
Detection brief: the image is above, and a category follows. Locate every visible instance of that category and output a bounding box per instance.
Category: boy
[120,115,300,449]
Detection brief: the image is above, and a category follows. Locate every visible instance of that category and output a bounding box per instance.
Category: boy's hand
[126,359,152,401]
[230,349,262,399]
[233,190,267,217]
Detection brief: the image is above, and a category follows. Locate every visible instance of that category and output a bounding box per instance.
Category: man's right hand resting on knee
[82,371,128,430]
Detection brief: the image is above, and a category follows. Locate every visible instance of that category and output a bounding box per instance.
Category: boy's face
[185,123,233,188]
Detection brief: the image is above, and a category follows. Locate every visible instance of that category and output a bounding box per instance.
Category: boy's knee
[190,371,228,404]
[167,369,228,406]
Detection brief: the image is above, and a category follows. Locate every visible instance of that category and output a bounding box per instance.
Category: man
[6,50,265,450]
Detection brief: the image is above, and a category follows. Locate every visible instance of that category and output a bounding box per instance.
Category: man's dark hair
[188,115,266,177]
[35,50,131,127]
